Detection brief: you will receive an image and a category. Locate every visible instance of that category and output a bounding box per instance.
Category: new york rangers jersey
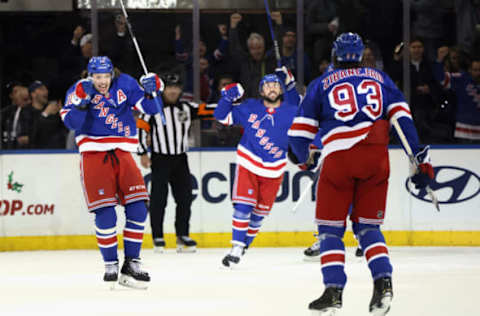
[62,73,160,152]
[288,67,422,163]
[432,62,480,139]
[214,92,299,178]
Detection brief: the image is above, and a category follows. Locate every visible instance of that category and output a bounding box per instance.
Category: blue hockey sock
[231,203,253,247]
[318,225,347,288]
[245,210,265,247]
[354,223,393,280]
[94,206,118,264]
[123,201,148,259]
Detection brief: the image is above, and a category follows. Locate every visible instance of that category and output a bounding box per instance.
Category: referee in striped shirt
[138,72,213,253]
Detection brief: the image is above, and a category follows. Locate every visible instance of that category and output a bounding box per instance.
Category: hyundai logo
[406,166,480,204]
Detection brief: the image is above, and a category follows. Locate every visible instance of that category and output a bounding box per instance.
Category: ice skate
[153,238,165,253]
[304,236,321,262]
[369,277,393,316]
[308,287,343,316]
[176,236,197,253]
[103,261,118,290]
[118,258,150,290]
[221,244,244,269]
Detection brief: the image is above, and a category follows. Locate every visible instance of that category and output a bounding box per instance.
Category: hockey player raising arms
[214,67,300,268]
[288,33,435,315]
[62,56,164,289]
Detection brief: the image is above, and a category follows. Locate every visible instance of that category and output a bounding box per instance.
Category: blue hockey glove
[72,79,95,110]
[140,73,164,95]
[410,146,435,189]
[275,66,295,91]
[221,83,244,102]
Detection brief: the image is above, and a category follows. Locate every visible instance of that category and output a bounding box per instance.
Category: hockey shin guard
[232,203,253,247]
[353,223,393,280]
[318,225,347,288]
[245,210,265,247]
[94,206,118,264]
[124,201,148,259]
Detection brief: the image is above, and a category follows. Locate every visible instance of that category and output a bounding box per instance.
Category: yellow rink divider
[1,231,480,251]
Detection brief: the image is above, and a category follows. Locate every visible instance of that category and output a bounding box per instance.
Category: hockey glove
[410,146,435,189]
[299,146,321,171]
[72,79,96,110]
[221,83,244,102]
[140,73,164,95]
[275,66,296,91]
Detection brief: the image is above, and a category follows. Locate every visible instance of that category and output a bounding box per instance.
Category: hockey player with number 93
[62,56,165,290]
[288,33,435,315]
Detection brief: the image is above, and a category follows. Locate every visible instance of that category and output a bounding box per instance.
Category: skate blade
[118,274,149,290]
[176,246,196,253]
[153,246,165,253]
[370,296,392,316]
[303,255,321,262]
[310,307,340,316]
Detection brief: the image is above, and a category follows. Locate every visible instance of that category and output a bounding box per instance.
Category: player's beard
[262,93,282,104]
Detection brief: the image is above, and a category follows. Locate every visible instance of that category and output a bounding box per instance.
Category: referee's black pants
[149,153,193,239]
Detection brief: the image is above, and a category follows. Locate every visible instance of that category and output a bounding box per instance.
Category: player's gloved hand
[410,146,434,189]
[221,83,244,102]
[299,146,321,171]
[275,66,295,91]
[140,73,164,95]
[72,78,95,110]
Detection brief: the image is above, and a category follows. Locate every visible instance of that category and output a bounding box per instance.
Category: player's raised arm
[127,73,165,114]
[61,79,96,130]
[275,66,300,105]
[213,82,244,126]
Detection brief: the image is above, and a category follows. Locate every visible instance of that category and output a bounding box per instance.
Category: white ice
[0,247,478,316]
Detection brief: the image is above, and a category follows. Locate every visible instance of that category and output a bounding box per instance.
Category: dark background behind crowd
[1,0,480,150]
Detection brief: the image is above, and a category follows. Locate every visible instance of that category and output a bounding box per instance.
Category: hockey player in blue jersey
[214,67,299,268]
[288,33,435,315]
[62,56,164,289]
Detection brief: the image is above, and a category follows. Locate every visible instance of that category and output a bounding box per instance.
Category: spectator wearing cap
[28,81,67,149]
[60,26,93,92]
[1,82,33,149]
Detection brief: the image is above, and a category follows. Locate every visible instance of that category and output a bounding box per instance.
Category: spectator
[411,0,450,62]
[60,27,93,91]
[305,0,338,75]
[389,38,448,143]
[1,82,32,149]
[362,41,384,70]
[103,13,136,76]
[454,0,480,56]
[174,24,229,102]
[229,13,277,98]
[433,46,480,142]
[28,81,67,149]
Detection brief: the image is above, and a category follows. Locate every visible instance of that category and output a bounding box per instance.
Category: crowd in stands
[1,0,480,150]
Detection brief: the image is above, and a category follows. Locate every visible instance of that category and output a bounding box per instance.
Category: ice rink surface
[0,247,479,316]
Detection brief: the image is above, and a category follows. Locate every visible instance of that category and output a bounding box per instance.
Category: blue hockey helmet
[332,32,364,63]
[87,56,114,77]
[258,74,284,95]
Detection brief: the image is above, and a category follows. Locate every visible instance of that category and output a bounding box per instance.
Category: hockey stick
[263,0,282,68]
[119,0,166,125]
[291,150,322,214]
[391,117,440,211]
